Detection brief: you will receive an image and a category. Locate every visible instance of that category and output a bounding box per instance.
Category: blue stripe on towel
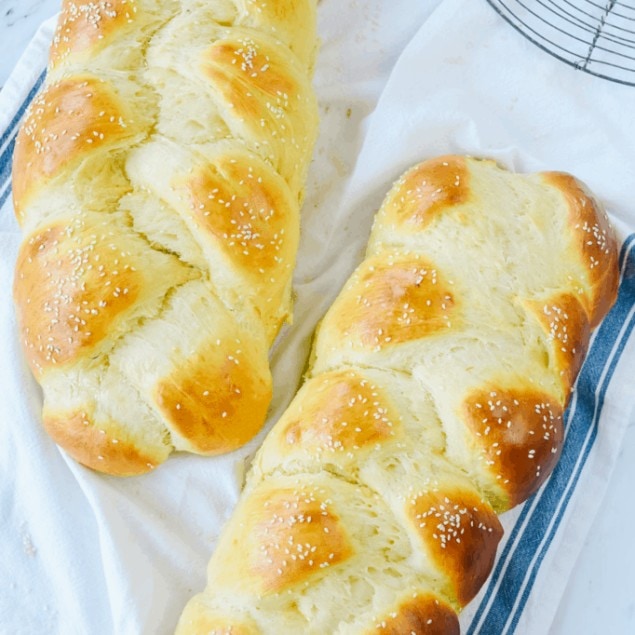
[468,234,635,634]
[0,70,45,150]
[0,70,46,211]
[0,136,17,209]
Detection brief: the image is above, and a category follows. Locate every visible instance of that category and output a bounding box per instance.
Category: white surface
[551,423,635,634]
[0,0,59,89]
[0,1,634,634]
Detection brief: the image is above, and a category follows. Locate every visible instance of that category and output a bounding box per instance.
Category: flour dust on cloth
[1,1,635,634]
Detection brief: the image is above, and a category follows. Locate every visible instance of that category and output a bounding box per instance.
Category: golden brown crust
[367,593,459,635]
[201,33,314,191]
[408,489,502,606]
[49,0,138,69]
[43,410,161,476]
[279,370,399,455]
[210,485,353,595]
[543,172,619,327]
[462,387,564,507]
[181,155,294,282]
[13,212,189,377]
[381,155,470,229]
[13,219,141,375]
[203,39,297,117]
[525,292,591,395]
[324,253,456,351]
[12,76,134,221]
[154,338,272,455]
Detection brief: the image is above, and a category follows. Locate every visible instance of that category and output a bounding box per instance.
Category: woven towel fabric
[1,2,634,634]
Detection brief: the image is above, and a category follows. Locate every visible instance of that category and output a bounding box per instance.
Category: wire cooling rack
[485,0,635,86]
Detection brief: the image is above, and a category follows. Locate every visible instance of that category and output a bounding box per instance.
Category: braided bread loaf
[176,156,619,633]
[11,0,319,475]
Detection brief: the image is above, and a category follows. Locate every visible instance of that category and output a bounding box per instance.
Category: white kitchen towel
[1,1,634,634]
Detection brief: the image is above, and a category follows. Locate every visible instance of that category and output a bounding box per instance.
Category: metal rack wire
[485,0,635,86]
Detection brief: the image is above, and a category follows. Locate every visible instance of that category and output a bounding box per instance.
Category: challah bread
[176,156,619,633]
[11,0,319,475]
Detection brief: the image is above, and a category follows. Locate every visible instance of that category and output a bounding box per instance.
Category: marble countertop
[0,1,633,634]
[0,0,59,89]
